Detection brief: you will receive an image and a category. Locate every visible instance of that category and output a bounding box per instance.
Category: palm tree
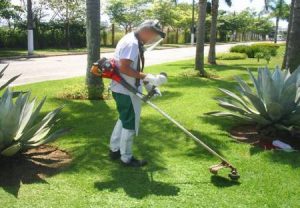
[266,0,289,43]
[282,0,294,69]
[86,0,103,99]
[208,0,231,64]
[286,0,300,72]
[195,0,208,76]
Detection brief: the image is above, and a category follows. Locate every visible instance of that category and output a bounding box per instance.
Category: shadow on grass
[0,145,71,197]
[94,166,180,199]
[93,116,182,199]
[0,97,114,197]
[210,175,240,188]
[43,97,181,198]
[250,146,300,168]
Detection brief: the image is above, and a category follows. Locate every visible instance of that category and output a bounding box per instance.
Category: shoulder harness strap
[134,32,145,88]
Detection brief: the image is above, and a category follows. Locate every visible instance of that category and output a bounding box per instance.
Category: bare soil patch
[230,125,300,150]
[0,145,72,197]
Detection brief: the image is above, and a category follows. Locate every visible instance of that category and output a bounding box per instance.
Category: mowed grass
[1,46,300,207]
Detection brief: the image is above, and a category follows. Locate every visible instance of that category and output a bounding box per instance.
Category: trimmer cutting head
[228,169,240,180]
[209,161,240,180]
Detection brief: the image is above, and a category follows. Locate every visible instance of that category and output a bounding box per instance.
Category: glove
[144,83,162,98]
[144,73,167,86]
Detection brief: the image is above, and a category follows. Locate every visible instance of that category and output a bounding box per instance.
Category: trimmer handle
[143,72,167,101]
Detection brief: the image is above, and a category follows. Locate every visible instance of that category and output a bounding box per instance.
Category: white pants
[110,119,135,163]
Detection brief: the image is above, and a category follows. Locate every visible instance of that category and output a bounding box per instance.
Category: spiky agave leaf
[0,64,9,77]
[205,111,254,122]
[16,106,64,143]
[0,89,21,146]
[1,143,22,157]
[0,64,21,91]
[208,66,300,132]
[0,88,67,157]
[25,128,70,148]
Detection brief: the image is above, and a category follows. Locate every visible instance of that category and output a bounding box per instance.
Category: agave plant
[208,66,300,133]
[0,88,68,157]
[0,64,20,91]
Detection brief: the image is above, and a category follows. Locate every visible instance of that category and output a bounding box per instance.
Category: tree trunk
[274,16,279,43]
[86,0,103,99]
[176,28,179,44]
[111,23,115,46]
[27,0,34,55]
[66,0,71,50]
[34,18,39,49]
[195,0,207,76]
[208,0,218,65]
[184,29,188,43]
[287,0,300,72]
[166,27,170,44]
[282,0,295,69]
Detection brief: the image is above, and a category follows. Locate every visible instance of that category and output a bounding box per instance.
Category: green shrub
[251,43,279,57]
[264,52,271,64]
[230,45,252,56]
[255,52,264,62]
[57,83,111,100]
[230,43,280,58]
[216,52,247,60]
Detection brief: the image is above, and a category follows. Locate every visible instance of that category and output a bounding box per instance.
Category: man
[109,20,167,167]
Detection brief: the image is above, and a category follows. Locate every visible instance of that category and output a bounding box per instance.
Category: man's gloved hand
[144,83,162,98]
[144,73,167,86]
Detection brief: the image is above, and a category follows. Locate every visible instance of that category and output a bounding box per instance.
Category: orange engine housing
[90,58,122,83]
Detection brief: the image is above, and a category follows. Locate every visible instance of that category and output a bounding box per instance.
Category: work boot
[121,156,148,167]
[109,150,121,160]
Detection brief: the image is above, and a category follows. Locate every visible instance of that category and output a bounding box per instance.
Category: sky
[10,0,291,29]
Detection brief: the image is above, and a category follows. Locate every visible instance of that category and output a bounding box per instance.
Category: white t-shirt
[110,32,143,95]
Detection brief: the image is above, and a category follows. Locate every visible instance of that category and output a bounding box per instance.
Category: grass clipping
[57,83,111,100]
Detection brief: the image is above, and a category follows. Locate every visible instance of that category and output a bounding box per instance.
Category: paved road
[0,42,253,86]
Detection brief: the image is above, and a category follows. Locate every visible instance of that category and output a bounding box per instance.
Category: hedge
[230,43,280,58]
[216,52,248,60]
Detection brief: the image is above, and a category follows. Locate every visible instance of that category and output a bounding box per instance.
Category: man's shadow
[94,166,180,199]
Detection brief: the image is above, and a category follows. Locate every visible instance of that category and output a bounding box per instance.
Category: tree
[266,0,289,43]
[208,0,231,64]
[43,0,85,49]
[149,0,177,29]
[106,0,148,33]
[86,0,103,99]
[216,10,273,42]
[286,0,300,72]
[173,3,194,43]
[252,16,274,40]
[195,0,207,76]
[0,0,22,28]
[282,0,294,69]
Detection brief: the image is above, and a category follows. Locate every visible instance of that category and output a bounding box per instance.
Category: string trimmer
[91,58,240,180]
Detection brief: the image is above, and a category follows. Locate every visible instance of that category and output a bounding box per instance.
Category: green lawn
[1,46,300,207]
